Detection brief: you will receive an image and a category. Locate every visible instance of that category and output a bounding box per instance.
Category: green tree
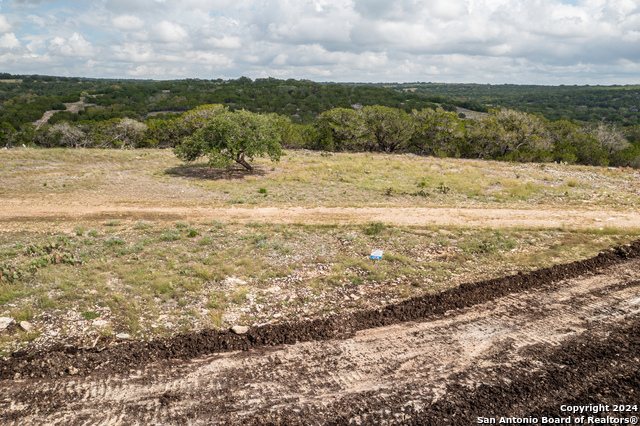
[174,110,283,171]
[359,105,414,153]
[410,108,465,157]
[0,122,16,147]
[547,120,607,166]
[491,109,550,159]
[176,103,224,134]
[313,108,360,151]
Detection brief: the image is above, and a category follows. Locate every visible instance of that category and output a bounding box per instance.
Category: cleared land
[2,246,639,424]
[1,148,640,356]
[1,148,639,423]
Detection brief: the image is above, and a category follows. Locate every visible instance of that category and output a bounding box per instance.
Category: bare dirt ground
[33,100,95,129]
[1,243,639,425]
[3,201,640,232]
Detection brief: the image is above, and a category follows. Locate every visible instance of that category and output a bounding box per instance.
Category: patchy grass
[1,148,639,354]
[0,149,639,209]
[1,219,639,355]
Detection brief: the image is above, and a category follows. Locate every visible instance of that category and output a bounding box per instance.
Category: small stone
[19,321,33,332]
[230,325,249,335]
[92,320,109,328]
[116,333,130,339]
[67,366,79,376]
[0,317,15,332]
[224,277,247,286]
[13,372,21,380]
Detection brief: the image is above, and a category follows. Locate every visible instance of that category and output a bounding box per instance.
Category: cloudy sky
[0,0,639,83]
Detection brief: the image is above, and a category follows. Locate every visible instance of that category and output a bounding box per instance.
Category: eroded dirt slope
[1,246,639,425]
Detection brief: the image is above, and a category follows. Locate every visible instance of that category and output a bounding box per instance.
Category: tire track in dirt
[2,202,640,230]
[2,256,640,424]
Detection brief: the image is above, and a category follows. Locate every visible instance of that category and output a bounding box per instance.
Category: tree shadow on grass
[165,163,268,181]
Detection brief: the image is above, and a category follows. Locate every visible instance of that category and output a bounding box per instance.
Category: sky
[0,0,639,84]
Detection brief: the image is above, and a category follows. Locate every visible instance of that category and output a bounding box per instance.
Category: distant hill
[1,74,639,130]
[383,83,640,127]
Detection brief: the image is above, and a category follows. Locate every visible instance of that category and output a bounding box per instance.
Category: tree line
[303,106,639,167]
[1,75,449,130]
[386,83,640,127]
[2,103,639,169]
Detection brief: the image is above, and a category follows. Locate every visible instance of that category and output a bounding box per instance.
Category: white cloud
[0,0,638,83]
[153,20,188,43]
[48,33,94,57]
[111,43,153,62]
[205,36,241,49]
[0,15,12,33]
[112,15,145,31]
[0,33,20,48]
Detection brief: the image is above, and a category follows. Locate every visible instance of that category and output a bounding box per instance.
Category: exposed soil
[32,99,95,129]
[3,203,640,232]
[1,240,639,424]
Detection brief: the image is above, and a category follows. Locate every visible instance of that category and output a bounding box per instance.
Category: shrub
[159,230,181,241]
[133,220,153,230]
[363,222,386,235]
[105,237,126,247]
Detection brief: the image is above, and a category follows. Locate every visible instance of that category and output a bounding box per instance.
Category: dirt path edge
[2,240,639,381]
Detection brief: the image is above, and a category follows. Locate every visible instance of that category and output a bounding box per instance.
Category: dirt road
[2,245,639,425]
[2,200,640,231]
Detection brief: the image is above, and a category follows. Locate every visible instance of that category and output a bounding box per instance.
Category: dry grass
[0,148,638,208]
[1,148,639,354]
[1,218,639,355]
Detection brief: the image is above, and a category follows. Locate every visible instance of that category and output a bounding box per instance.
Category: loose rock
[19,321,33,332]
[224,277,247,286]
[0,317,15,332]
[230,325,249,335]
[92,320,110,328]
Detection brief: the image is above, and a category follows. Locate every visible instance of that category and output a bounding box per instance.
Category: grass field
[1,148,639,208]
[1,148,639,355]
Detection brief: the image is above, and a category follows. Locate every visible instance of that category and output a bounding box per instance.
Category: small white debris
[231,325,249,335]
[224,277,247,286]
[116,333,130,339]
[92,320,109,328]
[0,317,15,332]
[370,250,383,260]
[19,321,33,332]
